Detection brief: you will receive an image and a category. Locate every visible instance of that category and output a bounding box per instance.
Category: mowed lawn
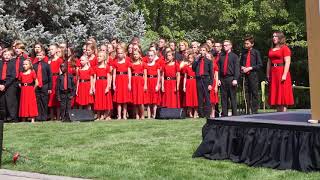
[2,119,320,180]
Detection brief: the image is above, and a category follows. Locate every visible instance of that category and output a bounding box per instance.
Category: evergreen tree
[0,0,146,48]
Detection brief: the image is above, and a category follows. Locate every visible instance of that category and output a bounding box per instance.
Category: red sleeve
[43,56,49,63]
[18,72,22,81]
[90,68,95,75]
[127,60,132,68]
[282,45,291,57]
[76,59,81,67]
[175,62,180,72]
[106,65,110,74]
[32,70,37,79]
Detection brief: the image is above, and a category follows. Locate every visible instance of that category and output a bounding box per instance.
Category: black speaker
[69,109,95,122]
[155,108,186,119]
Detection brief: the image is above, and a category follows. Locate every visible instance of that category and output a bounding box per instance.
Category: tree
[0,0,146,49]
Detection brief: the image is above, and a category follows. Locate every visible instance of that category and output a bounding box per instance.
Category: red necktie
[223,53,229,76]
[37,62,43,88]
[1,62,7,80]
[199,58,204,75]
[64,74,68,90]
[245,50,251,74]
[16,57,20,78]
[215,53,220,63]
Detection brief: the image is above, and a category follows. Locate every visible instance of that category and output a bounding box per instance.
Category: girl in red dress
[206,53,219,118]
[18,59,39,123]
[76,56,95,109]
[93,51,113,120]
[86,44,98,68]
[131,50,147,120]
[48,46,63,120]
[161,51,180,108]
[267,31,294,112]
[113,48,132,119]
[183,53,198,118]
[145,50,161,119]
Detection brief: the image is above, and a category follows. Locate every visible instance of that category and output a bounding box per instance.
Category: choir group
[0,31,294,122]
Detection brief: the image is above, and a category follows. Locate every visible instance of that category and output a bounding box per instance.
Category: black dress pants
[221,76,237,116]
[35,84,49,121]
[0,84,18,121]
[244,72,259,114]
[59,92,71,121]
[196,76,211,118]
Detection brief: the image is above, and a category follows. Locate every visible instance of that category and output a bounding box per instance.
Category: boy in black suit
[218,40,240,117]
[192,44,213,118]
[0,49,18,121]
[56,63,75,121]
[34,51,52,121]
[240,36,262,114]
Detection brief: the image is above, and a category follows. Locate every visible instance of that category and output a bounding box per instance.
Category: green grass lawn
[2,119,320,180]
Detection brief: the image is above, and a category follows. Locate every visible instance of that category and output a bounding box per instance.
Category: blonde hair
[179,40,189,50]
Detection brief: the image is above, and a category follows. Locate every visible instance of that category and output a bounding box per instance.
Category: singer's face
[166,53,173,61]
[36,53,45,61]
[133,51,140,60]
[86,48,93,56]
[179,43,186,51]
[107,44,114,53]
[214,43,222,52]
[188,55,194,63]
[169,43,175,51]
[97,52,105,63]
[23,60,31,70]
[49,46,57,57]
[192,45,198,53]
[3,51,12,61]
[200,48,207,56]
[35,44,42,53]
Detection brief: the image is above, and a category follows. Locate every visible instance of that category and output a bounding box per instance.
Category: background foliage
[0,0,309,86]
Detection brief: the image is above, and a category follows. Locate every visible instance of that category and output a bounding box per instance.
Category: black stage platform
[193,110,320,171]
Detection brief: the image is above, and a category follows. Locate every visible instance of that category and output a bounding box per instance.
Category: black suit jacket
[240,48,262,72]
[56,74,76,99]
[0,59,16,89]
[218,51,240,80]
[192,56,213,85]
[33,61,53,90]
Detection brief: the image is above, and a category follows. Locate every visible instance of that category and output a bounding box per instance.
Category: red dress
[268,45,294,106]
[76,68,94,105]
[19,71,38,117]
[210,61,219,104]
[183,65,198,107]
[161,62,180,108]
[131,62,146,105]
[94,66,113,110]
[145,61,161,105]
[113,60,132,103]
[89,55,98,68]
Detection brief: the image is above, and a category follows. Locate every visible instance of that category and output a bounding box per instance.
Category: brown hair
[1,48,14,57]
[244,35,255,44]
[15,42,26,50]
[273,31,286,47]
[223,40,232,45]
[200,44,210,52]
[131,50,142,62]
